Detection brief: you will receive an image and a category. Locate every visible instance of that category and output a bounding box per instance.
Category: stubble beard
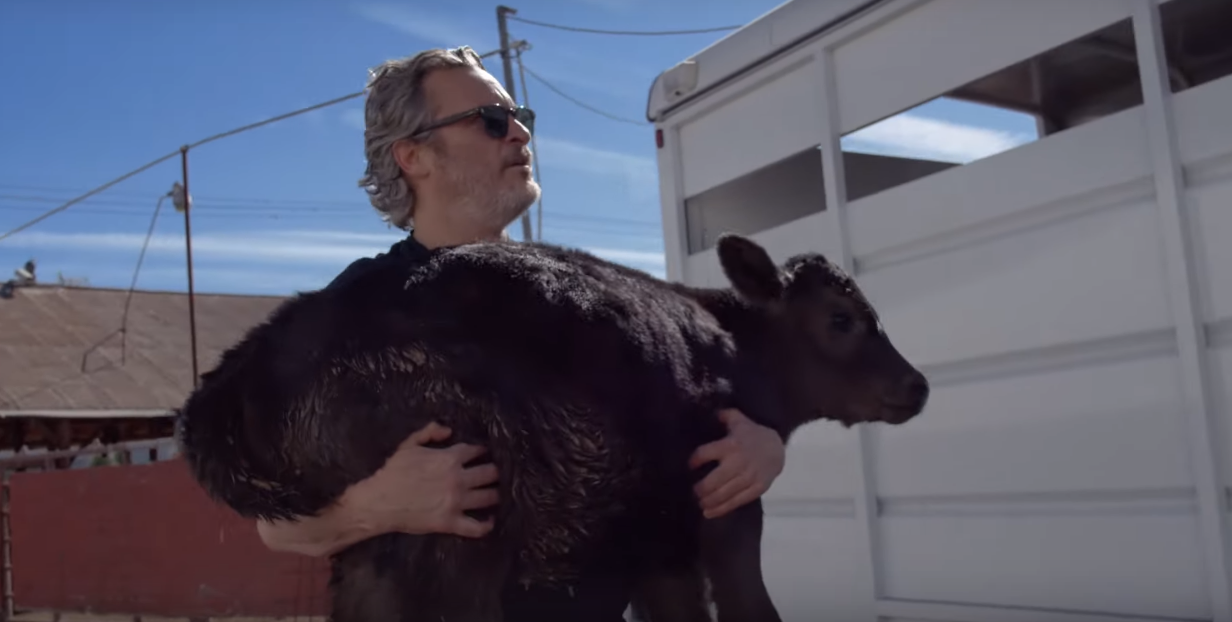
[442,164,540,236]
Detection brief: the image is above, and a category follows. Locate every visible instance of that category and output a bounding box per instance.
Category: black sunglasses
[413,104,536,140]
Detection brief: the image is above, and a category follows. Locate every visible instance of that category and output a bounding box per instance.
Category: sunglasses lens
[477,106,535,138]
[515,108,535,135]
[479,108,509,139]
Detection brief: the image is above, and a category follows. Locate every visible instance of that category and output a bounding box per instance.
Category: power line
[0,200,661,228]
[118,195,169,364]
[187,91,364,151]
[0,151,181,244]
[0,189,377,210]
[0,214,656,247]
[0,205,664,237]
[0,90,367,244]
[0,185,666,227]
[520,64,648,126]
[0,192,362,210]
[508,15,740,36]
[0,182,390,208]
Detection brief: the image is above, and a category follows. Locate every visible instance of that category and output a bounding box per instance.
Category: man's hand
[257,421,500,557]
[689,408,785,519]
[352,421,501,538]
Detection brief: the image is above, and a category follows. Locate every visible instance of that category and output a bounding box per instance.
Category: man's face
[417,66,540,232]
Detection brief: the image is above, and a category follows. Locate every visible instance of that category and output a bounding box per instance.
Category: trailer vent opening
[839,15,1148,204]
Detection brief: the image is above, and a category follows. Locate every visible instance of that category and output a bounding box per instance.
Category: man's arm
[257,504,375,558]
[255,422,501,557]
[689,408,786,519]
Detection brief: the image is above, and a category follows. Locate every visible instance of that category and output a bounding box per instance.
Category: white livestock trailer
[645,1,1232,621]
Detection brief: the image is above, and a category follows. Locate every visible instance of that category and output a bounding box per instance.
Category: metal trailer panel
[648,1,1232,620]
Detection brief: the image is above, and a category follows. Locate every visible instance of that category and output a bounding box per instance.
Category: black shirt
[323,231,431,291]
[326,232,634,622]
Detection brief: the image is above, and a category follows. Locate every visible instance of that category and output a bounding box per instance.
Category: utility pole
[174,149,200,389]
[496,5,535,243]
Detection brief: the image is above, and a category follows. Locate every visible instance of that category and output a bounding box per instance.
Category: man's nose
[506,117,531,144]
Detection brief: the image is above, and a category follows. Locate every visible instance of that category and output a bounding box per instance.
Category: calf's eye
[830,312,854,333]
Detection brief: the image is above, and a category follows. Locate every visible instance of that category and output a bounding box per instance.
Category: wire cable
[520,64,648,126]
[0,151,180,243]
[514,47,546,242]
[118,194,168,364]
[508,15,740,36]
[0,184,360,207]
[186,91,364,150]
[0,203,662,230]
[0,90,368,243]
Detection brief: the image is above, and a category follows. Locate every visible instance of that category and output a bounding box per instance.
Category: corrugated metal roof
[0,284,285,411]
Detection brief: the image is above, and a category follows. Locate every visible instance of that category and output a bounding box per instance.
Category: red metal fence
[8,459,329,618]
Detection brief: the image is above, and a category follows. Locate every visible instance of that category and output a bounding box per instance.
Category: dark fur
[174,234,929,622]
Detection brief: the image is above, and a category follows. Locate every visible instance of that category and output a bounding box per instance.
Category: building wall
[9,459,330,617]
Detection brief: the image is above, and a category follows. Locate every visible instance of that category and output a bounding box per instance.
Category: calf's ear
[716,234,782,304]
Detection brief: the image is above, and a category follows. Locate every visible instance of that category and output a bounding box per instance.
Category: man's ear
[716,234,782,304]
[392,137,431,181]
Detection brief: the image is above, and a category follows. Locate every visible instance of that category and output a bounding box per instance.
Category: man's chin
[519,181,542,205]
[494,190,540,230]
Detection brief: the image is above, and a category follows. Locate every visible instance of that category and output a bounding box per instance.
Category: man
[255,46,787,618]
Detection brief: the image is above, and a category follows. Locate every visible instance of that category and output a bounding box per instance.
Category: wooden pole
[179,147,201,388]
[496,5,534,243]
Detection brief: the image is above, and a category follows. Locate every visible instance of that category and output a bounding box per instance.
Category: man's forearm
[256,499,379,558]
[252,422,502,555]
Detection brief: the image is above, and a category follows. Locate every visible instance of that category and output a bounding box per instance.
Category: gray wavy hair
[357,46,486,229]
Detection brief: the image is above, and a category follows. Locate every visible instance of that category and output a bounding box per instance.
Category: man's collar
[393,229,431,261]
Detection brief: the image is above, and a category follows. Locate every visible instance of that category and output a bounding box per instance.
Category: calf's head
[716,234,929,430]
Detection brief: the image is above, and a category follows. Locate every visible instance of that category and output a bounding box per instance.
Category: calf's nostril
[904,374,929,402]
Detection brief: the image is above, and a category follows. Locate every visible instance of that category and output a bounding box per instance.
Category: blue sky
[0,0,1039,296]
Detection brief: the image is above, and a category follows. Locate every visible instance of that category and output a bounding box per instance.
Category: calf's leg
[628,563,713,622]
[329,531,513,622]
[697,499,780,622]
[327,534,410,622]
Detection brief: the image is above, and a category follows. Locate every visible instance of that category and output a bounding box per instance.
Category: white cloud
[535,137,655,180]
[299,104,330,129]
[6,231,381,265]
[583,0,635,9]
[269,230,401,245]
[841,113,1036,164]
[350,3,641,97]
[352,3,492,49]
[126,266,335,295]
[517,53,647,98]
[340,108,365,131]
[585,246,665,273]
[533,137,658,201]
[565,0,640,10]
[6,229,665,277]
